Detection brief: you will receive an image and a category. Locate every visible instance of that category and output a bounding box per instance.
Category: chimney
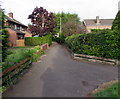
[96,16,100,24]
[8,12,13,18]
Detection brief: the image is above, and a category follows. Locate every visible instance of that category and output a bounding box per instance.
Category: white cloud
[1,0,120,25]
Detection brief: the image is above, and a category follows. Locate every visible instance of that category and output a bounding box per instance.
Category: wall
[24,31,32,37]
[6,28,17,47]
[86,25,112,33]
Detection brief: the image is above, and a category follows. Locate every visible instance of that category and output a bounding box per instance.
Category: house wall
[24,31,32,37]
[6,28,17,47]
[86,25,112,32]
[4,15,32,47]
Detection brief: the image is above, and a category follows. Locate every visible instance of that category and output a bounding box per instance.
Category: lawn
[93,81,120,98]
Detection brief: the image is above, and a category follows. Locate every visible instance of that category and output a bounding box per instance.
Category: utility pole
[60,17,62,33]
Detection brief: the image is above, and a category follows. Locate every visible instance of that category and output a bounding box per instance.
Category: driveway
[3,42,118,97]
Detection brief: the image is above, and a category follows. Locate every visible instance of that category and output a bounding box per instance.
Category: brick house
[83,16,114,32]
[4,12,32,46]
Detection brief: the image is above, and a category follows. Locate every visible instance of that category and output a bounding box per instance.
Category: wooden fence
[1,57,32,87]
[1,43,49,90]
[16,40,25,47]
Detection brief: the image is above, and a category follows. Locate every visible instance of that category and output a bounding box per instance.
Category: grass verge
[93,80,120,98]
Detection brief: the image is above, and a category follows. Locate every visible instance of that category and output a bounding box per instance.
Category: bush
[2,48,34,71]
[1,9,9,62]
[53,32,65,43]
[2,46,44,71]
[25,34,52,46]
[65,29,120,59]
[2,29,9,61]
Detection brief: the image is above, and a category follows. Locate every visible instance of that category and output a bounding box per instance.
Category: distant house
[83,16,114,32]
[4,12,32,47]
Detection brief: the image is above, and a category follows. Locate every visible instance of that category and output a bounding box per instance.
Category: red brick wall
[6,28,17,47]
[24,31,32,37]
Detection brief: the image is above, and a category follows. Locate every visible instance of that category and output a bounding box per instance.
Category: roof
[5,15,27,27]
[84,19,114,26]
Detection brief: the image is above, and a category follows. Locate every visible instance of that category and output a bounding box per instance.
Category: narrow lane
[3,42,118,97]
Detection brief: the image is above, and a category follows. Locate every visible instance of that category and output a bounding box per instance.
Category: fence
[16,40,25,47]
[1,43,49,91]
[1,57,32,87]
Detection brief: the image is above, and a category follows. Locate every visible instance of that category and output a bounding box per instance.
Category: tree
[62,19,86,37]
[112,11,120,31]
[28,7,55,36]
[53,12,86,37]
[0,8,9,62]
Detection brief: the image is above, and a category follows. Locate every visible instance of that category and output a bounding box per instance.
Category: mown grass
[93,81,120,98]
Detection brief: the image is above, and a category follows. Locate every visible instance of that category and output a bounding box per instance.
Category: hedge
[25,34,52,46]
[65,29,120,59]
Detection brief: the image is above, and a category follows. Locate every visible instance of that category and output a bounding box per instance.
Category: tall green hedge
[65,29,120,59]
[25,34,52,46]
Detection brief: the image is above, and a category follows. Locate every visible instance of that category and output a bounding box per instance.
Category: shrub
[2,47,42,71]
[1,29,9,62]
[65,29,120,59]
[52,32,65,44]
[3,49,31,71]
[1,9,9,62]
[25,34,52,46]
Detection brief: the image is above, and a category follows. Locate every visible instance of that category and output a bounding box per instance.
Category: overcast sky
[1,0,120,25]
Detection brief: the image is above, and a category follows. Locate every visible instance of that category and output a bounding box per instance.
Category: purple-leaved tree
[28,7,55,36]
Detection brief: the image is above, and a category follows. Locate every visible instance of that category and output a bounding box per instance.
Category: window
[17,25,20,30]
[17,34,24,40]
